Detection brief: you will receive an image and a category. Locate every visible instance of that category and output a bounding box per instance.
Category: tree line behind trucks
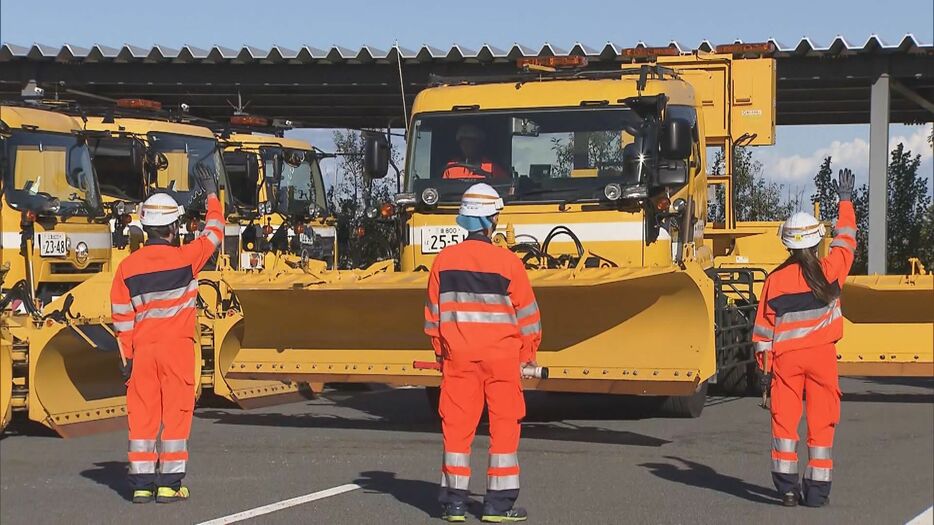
[1,46,932,437]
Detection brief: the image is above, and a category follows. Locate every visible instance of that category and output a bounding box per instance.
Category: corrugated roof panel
[0,35,929,64]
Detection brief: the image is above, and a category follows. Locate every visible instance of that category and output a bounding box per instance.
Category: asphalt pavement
[1,377,932,524]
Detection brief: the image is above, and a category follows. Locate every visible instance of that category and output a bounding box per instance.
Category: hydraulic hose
[542,226,585,260]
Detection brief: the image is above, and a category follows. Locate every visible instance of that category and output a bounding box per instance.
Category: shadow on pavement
[195,388,671,448]
[354,470,440,519]
[0,417,62,440]
[79,461,130,501]
[640,456,777,505]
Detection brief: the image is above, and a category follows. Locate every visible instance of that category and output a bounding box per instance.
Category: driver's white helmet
[779,212,825,249]
[139,193,184,227]
[459,183,504,217]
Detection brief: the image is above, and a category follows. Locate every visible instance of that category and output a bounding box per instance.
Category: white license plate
[420,226,467,254]
[38,233,67,257]
[299,233,314,244]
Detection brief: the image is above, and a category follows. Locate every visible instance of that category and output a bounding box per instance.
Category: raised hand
[831,168,855,201]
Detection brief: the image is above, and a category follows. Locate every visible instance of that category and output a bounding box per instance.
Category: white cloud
[762,124,932,184]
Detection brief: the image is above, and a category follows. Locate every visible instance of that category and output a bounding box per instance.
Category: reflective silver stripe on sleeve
[771,458,798,474]
[440,473,470,490]
[773,305,842,343]
[520,321,542,336]
[135,297,197,323]
[425,301,439,315]
[830,238,855,251]
[424,320,439,331]
[835,226,857,237]
[204,230,222,247]
[771,438,797,453]
[128,461,156,474]
[755,341,772,353]
[515,301,539,320]
[776,301,838,324]
[439,291,511,307]
[804,465,832,481]
[205,219,225,232]
[160,460,186,474]
[161,439,187,453]
[114,321,135,332]
[487,474,520,491]
[112,303,134,315]
[443,451,470,468]
[130,280,198,309]
[129,439,156,452]
[440,311,517,324]
[489,453,518,468]
[753,324,773,339]
[809,446,832,460]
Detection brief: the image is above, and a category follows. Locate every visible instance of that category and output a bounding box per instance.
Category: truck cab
[221,131,335,269]
[0,104,111,305]
[81,102,234,267]
[384,68,708,275]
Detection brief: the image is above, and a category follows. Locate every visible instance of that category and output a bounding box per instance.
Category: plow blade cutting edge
[836,274,934,377]
[222,263,715,397]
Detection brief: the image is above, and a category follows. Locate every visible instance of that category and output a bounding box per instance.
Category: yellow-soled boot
[156,486,190,503]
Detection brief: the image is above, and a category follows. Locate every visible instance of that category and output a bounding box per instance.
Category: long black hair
[778,247,839,304]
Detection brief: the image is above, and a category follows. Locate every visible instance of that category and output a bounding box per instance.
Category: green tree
[732,147,795,221]
[917,202,934,270]
[851,183,870,274]
[885,143,931,274]
[328,129,401,269]
[811,156,837,221]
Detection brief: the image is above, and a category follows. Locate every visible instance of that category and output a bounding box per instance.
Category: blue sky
[2,0,931,198]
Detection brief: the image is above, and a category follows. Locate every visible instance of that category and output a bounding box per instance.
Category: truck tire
[658,381,708,418]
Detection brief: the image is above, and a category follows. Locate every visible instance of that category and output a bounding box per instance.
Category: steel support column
[868,73,890,274]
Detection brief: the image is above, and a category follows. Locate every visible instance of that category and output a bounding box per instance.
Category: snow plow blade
[837,274,934,377]
[210,312,315,408]
[221,263,715,397]
[9,273,128,437]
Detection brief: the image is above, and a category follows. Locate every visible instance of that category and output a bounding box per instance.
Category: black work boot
[781,491,799,507]
[441,501,467,522]
[481,503,528,522]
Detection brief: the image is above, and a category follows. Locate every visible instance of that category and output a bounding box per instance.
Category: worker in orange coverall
[425,183,542,522]
[110,166,222,504]
[753,168,856,508]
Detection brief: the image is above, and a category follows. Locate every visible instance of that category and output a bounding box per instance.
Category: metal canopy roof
[0,35,931,128]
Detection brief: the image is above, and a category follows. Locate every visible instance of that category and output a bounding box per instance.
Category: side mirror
[660,118,692,160]
[363,132,390,179]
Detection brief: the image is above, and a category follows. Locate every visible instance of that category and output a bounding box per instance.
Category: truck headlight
[421,187,439,206]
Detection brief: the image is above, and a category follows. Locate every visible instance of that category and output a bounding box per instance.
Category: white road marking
[196,483,361,525]
[907,506,933,525]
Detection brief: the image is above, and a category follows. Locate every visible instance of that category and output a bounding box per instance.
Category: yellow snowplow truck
[219,54,770,417]
[80,104,311,409]
[1,103,126,436]
[220,51,931,417]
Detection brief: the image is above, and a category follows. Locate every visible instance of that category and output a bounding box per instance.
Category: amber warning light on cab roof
[116,98,162,110]
[516,55,589,69]
[714,42,776,55]
[621,46,680,59]
[230,115,269,127]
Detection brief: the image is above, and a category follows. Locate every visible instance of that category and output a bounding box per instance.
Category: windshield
[407,107,662,203]
[261,147,326,214]
[147,132,231,210]
[2,130,103,216]
[89,136,145,201]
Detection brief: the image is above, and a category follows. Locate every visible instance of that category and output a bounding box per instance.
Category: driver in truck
[442,124,510,181]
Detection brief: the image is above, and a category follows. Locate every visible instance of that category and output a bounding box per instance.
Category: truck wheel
[658,381,708,418]
[425,386,441,420]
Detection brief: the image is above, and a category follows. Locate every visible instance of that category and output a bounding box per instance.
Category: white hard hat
[459,183,504,217]
[456,124,485,142]
[778,212,825,249]
[139,193,184,227]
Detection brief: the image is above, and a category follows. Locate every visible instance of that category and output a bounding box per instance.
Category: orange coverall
[442,158,510,180]
[110,195,224,490]
[752,199,856,506]
[425,231,542,512]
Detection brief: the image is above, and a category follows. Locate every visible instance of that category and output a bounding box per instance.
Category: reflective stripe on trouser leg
[128,438,157,476]
[441,450,471,490]
[487,452,520,490]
